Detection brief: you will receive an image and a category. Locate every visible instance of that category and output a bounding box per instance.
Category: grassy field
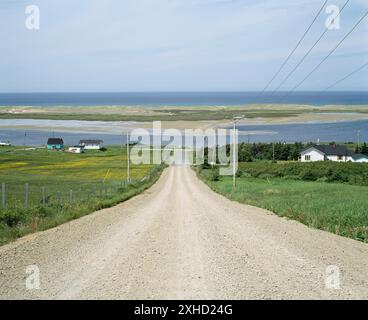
[198,165,368,242]
[0,146,164,245]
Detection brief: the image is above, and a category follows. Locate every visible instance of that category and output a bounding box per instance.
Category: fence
[0,181,134,211]
[0,164,164,213]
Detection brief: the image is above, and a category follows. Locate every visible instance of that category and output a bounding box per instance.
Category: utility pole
[233,121,236,189]
[273,143,275,162]
[358,130,361,152]
[127,132,131,184]
[233,116,243,189]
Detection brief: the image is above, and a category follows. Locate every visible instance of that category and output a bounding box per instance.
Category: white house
[351,154,368,163]
[0,141,11,146]
[79,140,104,150]
[68,146,85,154]
[300,145,368,163]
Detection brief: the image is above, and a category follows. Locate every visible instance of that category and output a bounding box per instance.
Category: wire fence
[0,180,135,211]
[0,164,164,212]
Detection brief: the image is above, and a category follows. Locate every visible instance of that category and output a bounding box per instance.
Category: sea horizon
[1,91,368,107]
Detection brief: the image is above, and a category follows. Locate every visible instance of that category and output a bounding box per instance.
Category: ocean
[0,92,367,145]
[0,91,368,106]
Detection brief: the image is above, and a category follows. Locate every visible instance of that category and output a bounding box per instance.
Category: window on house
[305,155,311,161]
[338,155,343,160]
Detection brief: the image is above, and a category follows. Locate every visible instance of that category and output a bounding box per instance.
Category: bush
[299,169,318,181]
[209,168,220,181]
[237,161,368,186]
[258,173,276,180]
[326,171,349,183]
[0,211,25,228]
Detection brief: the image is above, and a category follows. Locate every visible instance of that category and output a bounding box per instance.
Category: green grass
[198,167,368,242]
[237,161,368,186]
[0,147,164,245]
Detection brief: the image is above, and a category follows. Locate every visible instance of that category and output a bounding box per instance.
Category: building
[79,140,104,150]
[300,145,368,163]
[47,138,64,150]
[68,146,85,154]
[351,154,368,163]
[0,141,11,146]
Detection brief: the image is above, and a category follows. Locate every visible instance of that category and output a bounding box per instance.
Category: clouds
[0,0,367,92]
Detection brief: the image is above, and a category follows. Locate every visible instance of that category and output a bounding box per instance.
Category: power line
[271,0,350,95]
[325,61,368,90]
[288,9,368,94]
[260,0,329,94]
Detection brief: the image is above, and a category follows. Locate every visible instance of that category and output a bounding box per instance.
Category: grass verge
[197,166,368,242]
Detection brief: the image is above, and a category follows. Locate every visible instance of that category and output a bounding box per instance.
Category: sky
[0,0,367,92]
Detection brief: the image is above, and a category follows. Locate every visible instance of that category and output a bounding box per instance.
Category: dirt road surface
[0,166,367,299]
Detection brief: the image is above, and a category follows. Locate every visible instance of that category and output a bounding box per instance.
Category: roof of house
[302,145,354,156]
[79,140,103,144]
[47,138,64,145]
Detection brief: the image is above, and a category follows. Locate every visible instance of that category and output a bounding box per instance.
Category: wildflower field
[0,146,164,244]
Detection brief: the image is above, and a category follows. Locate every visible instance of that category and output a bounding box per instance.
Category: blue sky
[0,0,367,92]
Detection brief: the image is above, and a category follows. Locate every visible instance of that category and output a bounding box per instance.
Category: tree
[361,142,368,156]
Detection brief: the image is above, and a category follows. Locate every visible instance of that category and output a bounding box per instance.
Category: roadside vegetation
[0,147,164,245]
[197,143,368,242]
[236,141,368,162]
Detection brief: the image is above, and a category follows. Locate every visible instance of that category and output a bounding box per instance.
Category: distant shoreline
[1,104,368,131]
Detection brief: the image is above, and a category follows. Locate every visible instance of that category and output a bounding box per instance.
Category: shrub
[209,168,220,181]
[299,169,318,181]
[0,211,24,228]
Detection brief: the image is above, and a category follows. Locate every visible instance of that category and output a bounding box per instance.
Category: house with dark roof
[300,145,368,163]
[47,138,64,150]
[79,139,104,150]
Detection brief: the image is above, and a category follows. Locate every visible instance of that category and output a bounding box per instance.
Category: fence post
[42,186,46,207]
[2,182,5,209]
[69,190,73,203]
[25,183,29,209]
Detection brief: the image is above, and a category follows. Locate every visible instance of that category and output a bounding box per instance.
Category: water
[237,120,368,143]
[0,129,126,147]
[1,120,367,146]
[0,92,367,145]
[0,91,368,106]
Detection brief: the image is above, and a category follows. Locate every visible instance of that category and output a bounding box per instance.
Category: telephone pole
[233,116,243,189]
[127,132,131,184]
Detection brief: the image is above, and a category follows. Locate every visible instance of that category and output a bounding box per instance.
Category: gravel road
[0,166,367,299]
